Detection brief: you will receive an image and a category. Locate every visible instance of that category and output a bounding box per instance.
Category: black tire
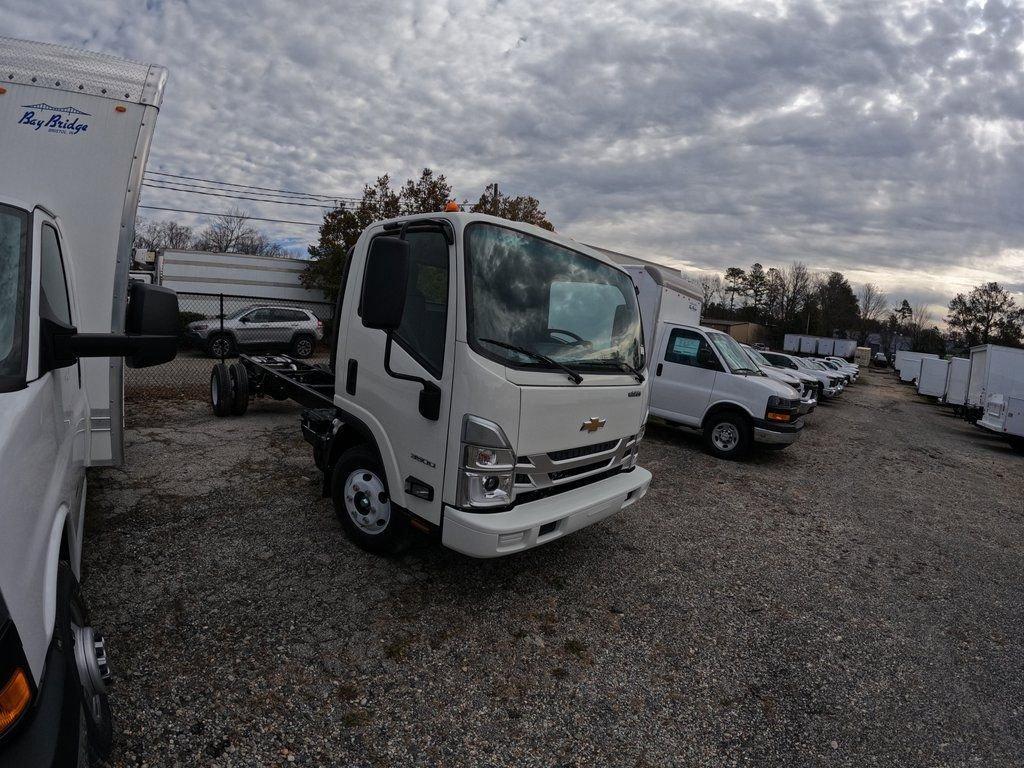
[1009,437,1024,454]
[330,446,406,555]
[210,363,232,417]
[228,363,249,416]
[54,563,113,766]
[290,334,315,359]
[206,333,236,359]
[703,411,753,460]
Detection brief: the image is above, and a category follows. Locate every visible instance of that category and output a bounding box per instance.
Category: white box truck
[816,338,835,356]
[834,339,857,359]
[916,358,950,398]
[0,38,177,763]
[977,394,1024,452]
[942,357,971,407]
[783,333,800,353]
[799,335,817,354]
[966,344,1024,418]
[620,268,805,459]
[211,212,652,558]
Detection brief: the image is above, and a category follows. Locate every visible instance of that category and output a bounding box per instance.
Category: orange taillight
[0,667,31,733]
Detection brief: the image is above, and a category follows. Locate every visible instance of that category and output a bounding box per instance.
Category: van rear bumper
[441,467,652,558]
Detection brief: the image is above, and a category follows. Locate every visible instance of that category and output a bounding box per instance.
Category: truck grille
[547,440,617,462]
[514,436,634,494]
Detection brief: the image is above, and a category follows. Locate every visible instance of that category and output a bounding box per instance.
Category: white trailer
[816,338,835,356]
[783,333,800,353]
[894,350,937,383]
[967,344,1024,409]
[942,357,971,406]
[834,339,857,359]
[0,38,177,763]
[799,335,817,354]
[156,249,329,304]
[916,358,949,398]
[619,264,702,371]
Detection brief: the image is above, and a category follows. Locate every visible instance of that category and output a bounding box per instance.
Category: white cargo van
[917,358,950,398]
[0,38,177,763]
[741,344,818,413]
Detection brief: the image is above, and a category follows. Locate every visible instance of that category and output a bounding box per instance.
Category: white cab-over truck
[0,38,177,764]
[622,266,804,459]
[212,213,652,557]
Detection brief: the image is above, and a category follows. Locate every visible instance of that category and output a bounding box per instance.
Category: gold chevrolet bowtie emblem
[580,417,606,433]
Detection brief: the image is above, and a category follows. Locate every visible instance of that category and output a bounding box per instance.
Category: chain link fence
[126,291,334,399]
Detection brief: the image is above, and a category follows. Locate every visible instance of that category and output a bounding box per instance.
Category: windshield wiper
[612,360,645,383]
[480,338,583,384]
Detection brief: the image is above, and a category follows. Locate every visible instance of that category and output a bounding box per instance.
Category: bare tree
[858,282,888,323]
[133,218,195,251]
[194,208,285,257]
[782,261,812,325]
[698,274,722,309]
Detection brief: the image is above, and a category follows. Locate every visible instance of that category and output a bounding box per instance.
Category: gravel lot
[84,371,1023,767]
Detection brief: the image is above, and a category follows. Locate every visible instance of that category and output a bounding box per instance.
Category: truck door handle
[656,363,663,376]
[346,359,357,395]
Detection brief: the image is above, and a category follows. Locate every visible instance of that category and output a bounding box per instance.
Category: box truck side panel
[985,347,1024,403]
[917,358,949,397]
[783,334,800,352]
[816,338,835,355]
[158,250,330,303]
[835,339,857,359]
[799,336,817,353]
[944,357,970,405]
[968,347,989,406]
[0,38,165,465]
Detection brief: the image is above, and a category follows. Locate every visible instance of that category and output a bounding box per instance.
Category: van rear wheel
[330,446,406,555]
[703,412,752,460]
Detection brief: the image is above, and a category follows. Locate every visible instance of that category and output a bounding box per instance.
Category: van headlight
[458,416,515,509]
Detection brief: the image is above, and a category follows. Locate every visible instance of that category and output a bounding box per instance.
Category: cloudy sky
[9,0,1024,321]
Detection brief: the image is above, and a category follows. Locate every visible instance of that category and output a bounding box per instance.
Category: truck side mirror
[360,237,409,331]
[697,347,721,371]
[46,282,180,370]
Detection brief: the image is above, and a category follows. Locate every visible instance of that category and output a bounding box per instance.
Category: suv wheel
[290,334,315,359]
[207,333,235,358]
[703,411,752,460]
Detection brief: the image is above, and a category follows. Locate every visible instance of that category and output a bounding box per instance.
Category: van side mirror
[46,282,179,370]
[361,237,409,331]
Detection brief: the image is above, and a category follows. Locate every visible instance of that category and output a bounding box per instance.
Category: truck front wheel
[330,447,407,555]
[703,412,752,460]
[55,563,113,766]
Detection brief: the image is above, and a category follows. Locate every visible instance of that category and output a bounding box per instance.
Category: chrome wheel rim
[344,469,390,535]
[711,422,739,452]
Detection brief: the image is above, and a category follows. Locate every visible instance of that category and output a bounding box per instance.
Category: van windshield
[465,223,643,371]
[0,205,29,389]
[708,332,760,374]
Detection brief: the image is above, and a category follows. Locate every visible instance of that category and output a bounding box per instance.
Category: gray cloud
[8,0,1024,318]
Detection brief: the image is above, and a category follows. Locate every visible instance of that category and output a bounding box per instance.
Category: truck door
[343,226,454,525]
[650,326,718,426]
[35,216,88,560]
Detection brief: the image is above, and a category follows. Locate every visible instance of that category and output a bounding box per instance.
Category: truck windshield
[465,223,643,371]
[0,205,29,389]
[709,332,760,374]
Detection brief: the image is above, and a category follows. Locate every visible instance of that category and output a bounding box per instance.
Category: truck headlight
[458,416,515,509]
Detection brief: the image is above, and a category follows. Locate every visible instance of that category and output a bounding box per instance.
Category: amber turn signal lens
[0,87,7,95]
[0,667,31,733]
[444,201,460,212]
[115,105,127,113]
[766,411,791,423]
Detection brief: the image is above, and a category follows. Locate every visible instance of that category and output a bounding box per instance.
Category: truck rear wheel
[228,363,249,416]
[210,363,232,417]
[703,412,752,460]
[330,446,406,555]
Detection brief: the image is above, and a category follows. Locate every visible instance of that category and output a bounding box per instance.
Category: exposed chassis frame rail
[238,354,336,409]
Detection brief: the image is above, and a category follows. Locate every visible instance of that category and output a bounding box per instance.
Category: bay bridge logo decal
[18,103,91,135]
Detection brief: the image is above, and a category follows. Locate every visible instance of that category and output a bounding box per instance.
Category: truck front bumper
[441,467,652,558]
[752,418,804,446]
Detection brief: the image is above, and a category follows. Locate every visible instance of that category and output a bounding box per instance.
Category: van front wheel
[703,412,752,460]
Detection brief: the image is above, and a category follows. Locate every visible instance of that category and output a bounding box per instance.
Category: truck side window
[665,329,712,368]
[39,224,72,327]
[393,230,449,378]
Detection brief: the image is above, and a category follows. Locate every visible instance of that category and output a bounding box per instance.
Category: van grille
[547,440,617,462]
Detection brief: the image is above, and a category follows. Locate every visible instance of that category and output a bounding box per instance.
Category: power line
[141,181,343,209]
[138,204,322,228]
[145,170,361,201]
[142,175,348,202]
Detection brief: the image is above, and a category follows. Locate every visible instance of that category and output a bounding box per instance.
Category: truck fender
[322,412,387,498]
[701,401,755,430]
[42,503,73,653]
